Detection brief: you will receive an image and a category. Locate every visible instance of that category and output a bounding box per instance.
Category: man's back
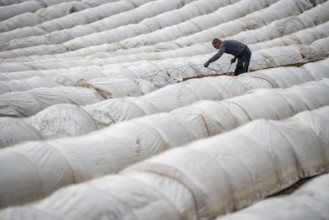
[220,40,247,57]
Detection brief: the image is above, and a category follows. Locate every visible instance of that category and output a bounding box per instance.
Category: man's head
[212,38,221,49]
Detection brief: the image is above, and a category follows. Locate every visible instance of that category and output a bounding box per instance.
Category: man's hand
[204,61,209,68]
[231,57,236,64]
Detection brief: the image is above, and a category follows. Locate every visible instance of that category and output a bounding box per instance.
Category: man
[204,38,252,76]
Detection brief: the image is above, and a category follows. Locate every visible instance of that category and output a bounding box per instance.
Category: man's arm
[204,46,225,67]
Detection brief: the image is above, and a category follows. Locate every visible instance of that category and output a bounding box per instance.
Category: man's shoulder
[224,39,241,44]
[219,40,230,48]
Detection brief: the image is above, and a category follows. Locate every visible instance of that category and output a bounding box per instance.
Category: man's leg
[243,51,251,73]
[234,59,244,75]
[235,51,251,76]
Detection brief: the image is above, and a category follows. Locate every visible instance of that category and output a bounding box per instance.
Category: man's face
[213,41,220,49]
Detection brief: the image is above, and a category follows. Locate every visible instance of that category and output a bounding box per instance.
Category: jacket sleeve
[207,45,225,64]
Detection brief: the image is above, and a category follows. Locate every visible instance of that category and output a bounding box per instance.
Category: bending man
[204,38,252,76]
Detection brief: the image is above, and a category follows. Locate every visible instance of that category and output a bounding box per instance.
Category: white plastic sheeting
[299,37,329,61]
[88,36,329,70]
[0,0,301,58]
[0,43,327,85]
[31,0,327,60]
[0,65,106,81]
[1,64,328,146]
[3,36,329,76]
[233,2,329,46]
[0,79,328,208]
[108,0,316,50]
[0,68,155,94]
[0,0,282,57]
[248,41,326,70]
[0,106,328,219]
[250,21,329,50]
[33,1,90,21]
[0,0,95,32]
[0,77,155,117]
[0,86,105,117]
[244,67,312,88]
[36,0,149,32]
[0,1,44,21]
[173,0,328,47]
[216,173,329,220]
[302,57,329,79]
[61,0,240,50]
[94,41,305,70]
[0,117,44,146]
[0,0,196,49]
[0,0,85,7]
[0,76,58,94]
[124,107,329,219]
[0,13,43,32]
[21,54,329,92]
[0,0,153,40]
[26,104,99,137]
[77,78,133,95]
[63,0,258,51]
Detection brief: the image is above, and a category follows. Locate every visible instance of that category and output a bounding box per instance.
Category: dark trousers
[234,47,251,76]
